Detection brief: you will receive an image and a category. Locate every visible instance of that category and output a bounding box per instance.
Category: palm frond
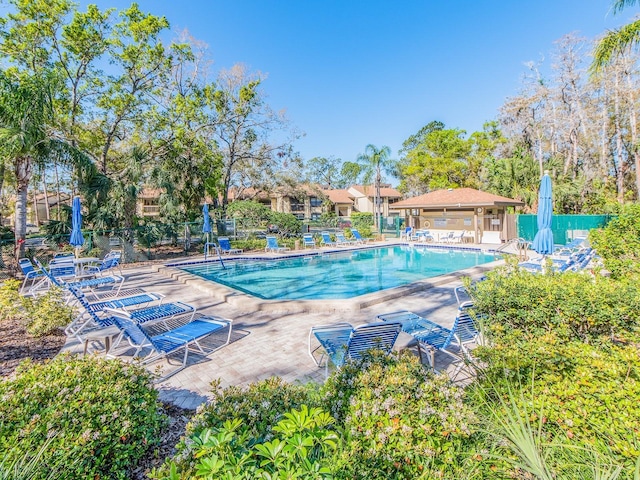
[591,19,640,72]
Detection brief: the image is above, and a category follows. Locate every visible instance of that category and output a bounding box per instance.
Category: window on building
[311,213,321,221]
[290,200,305,211]
[310,197,322,207]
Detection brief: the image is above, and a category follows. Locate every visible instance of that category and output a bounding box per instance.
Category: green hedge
[0,355,165,480]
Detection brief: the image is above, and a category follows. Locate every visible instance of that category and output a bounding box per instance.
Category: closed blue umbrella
[202,203,212,235]
[531,171,554,255]
[69,196,84,257]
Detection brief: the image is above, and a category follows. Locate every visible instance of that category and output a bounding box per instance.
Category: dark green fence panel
[517,214,612,244]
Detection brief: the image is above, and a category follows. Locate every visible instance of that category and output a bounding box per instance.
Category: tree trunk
[14,156,31,260]
[42,169,51,222]
[0,160,4,226]
[625,69,640,199]
[54,161,62,221]
[613,72,625,203]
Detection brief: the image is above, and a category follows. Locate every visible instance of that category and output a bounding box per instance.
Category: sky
[76,0,635,165]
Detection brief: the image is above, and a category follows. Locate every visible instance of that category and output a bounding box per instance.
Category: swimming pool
[176,245,499,301]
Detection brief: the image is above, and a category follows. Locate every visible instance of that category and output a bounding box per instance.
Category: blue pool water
[177,246,498,301]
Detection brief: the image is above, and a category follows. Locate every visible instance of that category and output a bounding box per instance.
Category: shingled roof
[390,188,524,209]
[321,189,353,204]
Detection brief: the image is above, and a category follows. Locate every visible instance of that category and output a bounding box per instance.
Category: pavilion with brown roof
[390,187,524,243]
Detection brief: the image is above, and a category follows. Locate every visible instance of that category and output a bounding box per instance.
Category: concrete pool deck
[63,240,506,409]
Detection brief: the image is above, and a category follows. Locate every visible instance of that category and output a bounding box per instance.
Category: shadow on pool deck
[62,242,504,408]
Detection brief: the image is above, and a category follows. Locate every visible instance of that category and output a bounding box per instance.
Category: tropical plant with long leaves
[356,144,395,230]
[592,0,640,72]
[0,70,58,259]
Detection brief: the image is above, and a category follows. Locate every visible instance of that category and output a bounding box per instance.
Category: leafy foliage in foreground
[0,355,165,480]
[323,351,481,480]
[0,280,73,337]
[590,203,640,278]
[151,407,338,479]
[468,266,640,476]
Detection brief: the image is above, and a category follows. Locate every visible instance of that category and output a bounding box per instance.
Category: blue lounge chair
[65,286,165,340]
[414,230,435,243]
[377,302,479,377]
[265,236,290,253]
[302,233,316,248]
[334,232,355,246]
[320,231,336,247]
[350,228,372,244]
[308,320,402,377]
[18,258,46,294]
[67,285,196,344]
[33,259,124,296]
[401,226,413,240]
[106,311,233,381]
[83,251,121,276]
[218,237,243,255]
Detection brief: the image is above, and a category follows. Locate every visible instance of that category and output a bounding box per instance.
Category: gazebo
[389,188,524,243]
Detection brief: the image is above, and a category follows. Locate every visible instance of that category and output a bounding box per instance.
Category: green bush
[187,378,314,440]
[471,337,640,470]
[466,266,640,474]
[590,204,640,278]
[154,378,315,477]
[351,212,374,237]
[468,265,640,341]
[0,281,73,337]
[230,237,264,252]
[267,211,302,236]
[321,351,479,479]
[151,406,338,479]
[0,355,165,480]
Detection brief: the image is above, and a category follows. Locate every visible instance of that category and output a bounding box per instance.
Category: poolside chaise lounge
[400,226,413,240]
[32,259,125,296]
[377,302,480,378]
[105,309,232,381]
[350,228,372,244]
[65,286,165,342]
[334,232,356,246]
[308,320,402,377]
[302,233,316,248]
[414,230,435,242]
[67,286,197,348]
[265,235,290,253]
[83,250,122,276]
[320,231,336,247]
[18,258,47,294]
[218,237,243,255]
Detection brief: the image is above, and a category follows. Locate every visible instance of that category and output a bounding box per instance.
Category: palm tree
[592,0,640,72]
[0,71,57,259]
[357,144,394,231]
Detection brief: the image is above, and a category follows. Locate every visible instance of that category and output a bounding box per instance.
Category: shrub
[321,351,479,479]
[0,355,165,480]
[468,265,640,341]
[0,281,73,337]
[229,237,264,252]
[590,204,640,278]
[153,378,315,477]
[267,211,302,237]
[151,406,338,479]
[186,378,314,440]
[471,337,640,471]
[351,212,374,237]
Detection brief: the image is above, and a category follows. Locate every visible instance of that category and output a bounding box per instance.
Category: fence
[516,214,612,245]
[1,216,400,274]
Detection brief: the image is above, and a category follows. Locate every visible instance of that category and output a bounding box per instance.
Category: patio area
[62,243,500,409]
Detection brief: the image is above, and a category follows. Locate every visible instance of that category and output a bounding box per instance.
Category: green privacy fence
[517,214,613,245]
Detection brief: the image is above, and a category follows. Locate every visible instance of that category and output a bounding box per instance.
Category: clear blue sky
[79,0,632,164]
